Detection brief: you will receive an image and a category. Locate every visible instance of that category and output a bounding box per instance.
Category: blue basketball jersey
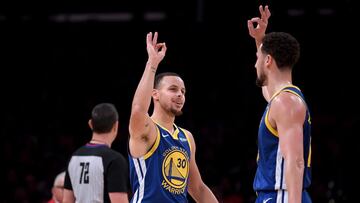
[254,85,312,191]
[256,190,312,203]
[129,122,192,203]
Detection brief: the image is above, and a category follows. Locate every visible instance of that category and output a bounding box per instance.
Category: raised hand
[146,32,167,68]
[247,5,271,42]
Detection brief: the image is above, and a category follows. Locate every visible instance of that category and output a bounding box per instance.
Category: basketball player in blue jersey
[128,32,218,203]
[247,6,312,203]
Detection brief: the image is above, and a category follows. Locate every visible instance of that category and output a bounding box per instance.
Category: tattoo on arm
[150,66,156,73]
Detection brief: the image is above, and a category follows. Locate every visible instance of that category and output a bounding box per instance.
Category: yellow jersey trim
[172,124,180,140]
[265,85,301,137]
[151,119,179,140]
[283,89,311,124]
[283,89,302,100]
[265,108,279,137]
[180,127,192,153]
[307,138,312,167]
[269,85,300,101]
[144,126,161,160]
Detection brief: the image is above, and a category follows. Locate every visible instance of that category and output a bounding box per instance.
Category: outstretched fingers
[259,5,266,24]
[265,5,271,19]
[259,5,271,24]
[152,32,158,47]
[146,32,153,46]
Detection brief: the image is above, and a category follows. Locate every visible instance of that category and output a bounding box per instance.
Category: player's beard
[171,108,183,116]
[256,71,267,87]
[160,102,183,116]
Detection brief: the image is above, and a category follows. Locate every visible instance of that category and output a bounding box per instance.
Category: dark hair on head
[91,103,118,133]
[154,72,181,89]
[261,32,300,70]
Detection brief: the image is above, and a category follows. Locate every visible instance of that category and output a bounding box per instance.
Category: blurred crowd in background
[1,0,355,202]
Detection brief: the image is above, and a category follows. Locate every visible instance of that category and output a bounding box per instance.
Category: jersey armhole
[180,128,192,153]
[143,125,161,160]
[265,108,279,137]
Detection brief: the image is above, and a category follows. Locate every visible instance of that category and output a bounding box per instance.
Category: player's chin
[171,108,183,116]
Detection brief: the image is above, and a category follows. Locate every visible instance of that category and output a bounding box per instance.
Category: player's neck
[267,81,292,100]
[151,111,176,133]
[90,134,111,147]
[268,72,292,99]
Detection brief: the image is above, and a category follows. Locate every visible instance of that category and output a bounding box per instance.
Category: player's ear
[88,119,93,130]
[265,54,273,68]
[152,89,159,100]
[113,121,118,133]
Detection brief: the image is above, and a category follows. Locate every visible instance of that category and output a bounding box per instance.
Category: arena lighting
[49,12,134,23]
[49,11,167,23]
[144,11,166,21]
[287,8,335,17]
[318,8,335,16]
[287,8,305,17]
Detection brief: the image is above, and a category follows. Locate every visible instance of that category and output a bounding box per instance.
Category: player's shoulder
[178,127,193,137]
[71,145,89,156]
[177,126,195,149]
[102,148,127,166]
[271,91,306,121]
[273,91,305,110]
[108,148,126,158]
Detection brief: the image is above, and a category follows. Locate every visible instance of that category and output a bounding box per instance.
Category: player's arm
[185,130,218,203]
[271,93,306,203]
[248,5,271,101]
[109,193,129,203]
[247,5,271,49]
[129,32,167,156]
[62,189,75,203]
[62,170,75,203]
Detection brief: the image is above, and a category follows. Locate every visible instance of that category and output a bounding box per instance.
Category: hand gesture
[247,5,271,42]
[146,32,167,68]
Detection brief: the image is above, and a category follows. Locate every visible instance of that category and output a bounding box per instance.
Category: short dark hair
[261,32,300,70]
[91,103,118,133]
[154,72,181,89]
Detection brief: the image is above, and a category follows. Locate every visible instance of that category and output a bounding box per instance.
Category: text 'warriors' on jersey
[129,123,192,203]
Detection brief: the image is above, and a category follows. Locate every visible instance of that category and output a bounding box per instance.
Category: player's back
[65,143,127,203]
